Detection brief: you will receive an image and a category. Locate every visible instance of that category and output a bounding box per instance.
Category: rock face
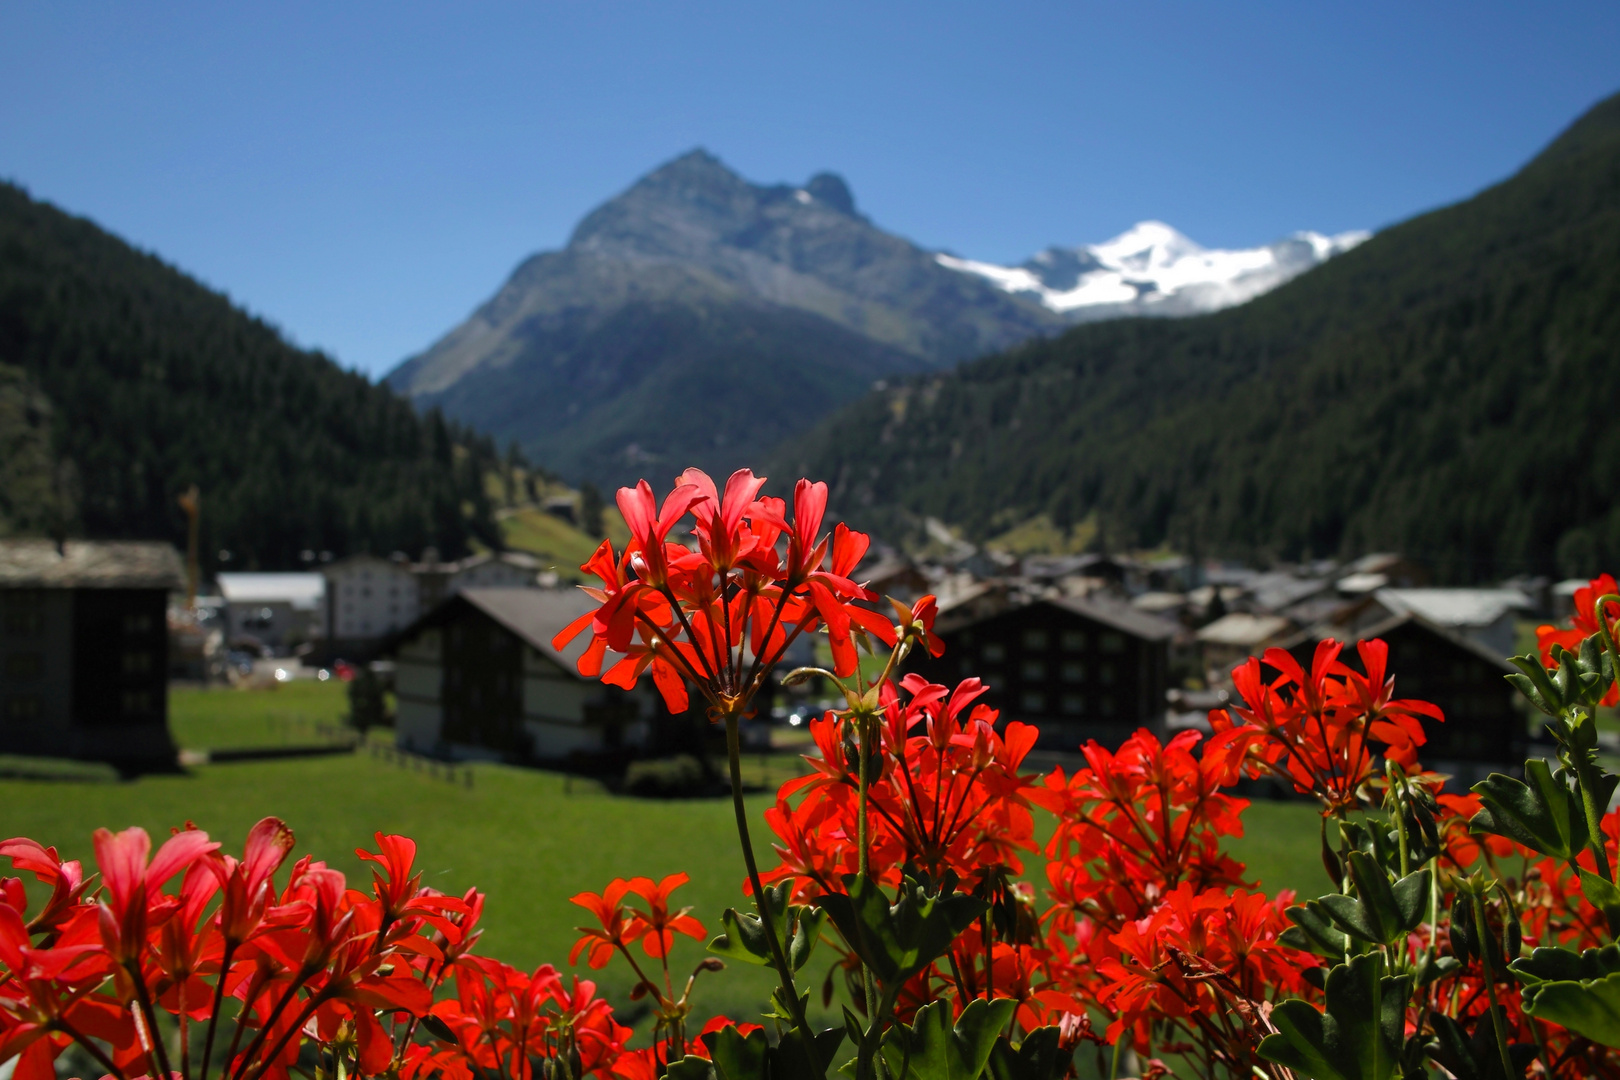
[386,150,1063,487]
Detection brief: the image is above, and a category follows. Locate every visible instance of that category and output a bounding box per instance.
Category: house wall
[911,603,1167,750]
[69,589,175,764]
[449,561,533,594]
[325,558,420,646]
[0,588,73,753]
[394,628,443,751]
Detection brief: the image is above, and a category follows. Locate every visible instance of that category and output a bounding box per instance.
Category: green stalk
[856,710,879,1025]
[724,712,809,1034]
[1472,891,1517,1080]
[1573,754,1614,883]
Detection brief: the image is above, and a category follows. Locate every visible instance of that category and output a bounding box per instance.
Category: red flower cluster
[1213,638,1443,812]
[1033,728,1311,1063]
[763,674,1044,898]
[554,469,936,714]
[0,822,482,1080]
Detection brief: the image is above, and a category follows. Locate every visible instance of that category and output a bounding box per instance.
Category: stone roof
[0,540,185,590]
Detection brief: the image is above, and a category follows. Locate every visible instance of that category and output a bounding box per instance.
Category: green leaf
[1258,953,1412,1080]
[881,999,1017,1080]
[1316,854,1428,945]
[1522,972,1620,1049]
[817,874,987,990]
[1469,760,1588,862]
[1578,869,1620,937]
[666,1057,717,1080]
[1282,902,1351,958]
[1425,1012,1536,1080]
[776,1024,849,1080]
[707,1025,769,1080]
[709,882,826,973]
[1512,943,1620,986]
[986,1028,1067,1080]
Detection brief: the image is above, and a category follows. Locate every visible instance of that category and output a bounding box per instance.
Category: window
[1061,661,1085,683]
[1019,691,1046,714]
[1060,630,1088,652]
[4,653,42,680]
[1099,663,1116,686]
[1100,633,1126,654]
[1100,696,1116,717]
[4,696,40,722]
[2,607,43,637]
[1021,659,1046,681]
[982,642,1006,663]
[1022,629,1049,650]
[1060,693,1085,715]
[122,691,152,715]
[121,652,152,675]
[122,612,153,635]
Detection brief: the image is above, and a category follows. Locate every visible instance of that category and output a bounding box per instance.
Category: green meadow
[0,682,1325,1027]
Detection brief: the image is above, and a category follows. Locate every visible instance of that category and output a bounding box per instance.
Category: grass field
[498,506,631,582]
[169,681,353,750]
[3,682,1326,1029]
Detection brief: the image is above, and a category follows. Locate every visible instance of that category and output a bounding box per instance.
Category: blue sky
[3,3,1618,378]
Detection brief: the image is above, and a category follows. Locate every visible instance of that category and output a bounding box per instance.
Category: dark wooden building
[388,589,691,765]
[907,596,1176,750]
[1281,612,1524,786]
[0,540,183,771]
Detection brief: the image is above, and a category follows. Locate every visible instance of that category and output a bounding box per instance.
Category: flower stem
[724,711,808,1035]
[1472,891,1517,1080]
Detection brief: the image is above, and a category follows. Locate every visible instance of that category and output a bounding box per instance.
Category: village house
[387,589,684,765]
[906,595,1176,751]
[215,572,325,655]
[0,539,182,771]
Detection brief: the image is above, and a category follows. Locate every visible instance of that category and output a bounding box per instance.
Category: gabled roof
[1280,611,1517,673]
[1196,613,1292,648]
[0,540,184,589]
[1374,588,1530,629]
[1049,595,1179,641]
[386,588,597,677]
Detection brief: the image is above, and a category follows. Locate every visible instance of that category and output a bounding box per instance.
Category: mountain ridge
[773,91,1620,581]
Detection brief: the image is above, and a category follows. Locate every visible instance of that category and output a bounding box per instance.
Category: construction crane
[177,484,200,610]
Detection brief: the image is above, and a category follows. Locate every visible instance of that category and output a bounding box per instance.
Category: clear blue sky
[3,2,1617,378]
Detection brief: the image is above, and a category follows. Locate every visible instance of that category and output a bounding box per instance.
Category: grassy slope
[9,684,1325,1029]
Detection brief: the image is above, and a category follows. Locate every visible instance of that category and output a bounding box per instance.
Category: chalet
[906,596,1176,750]
[0,540,182,771]
[387,589,676,764]
[1280,612,1524,786]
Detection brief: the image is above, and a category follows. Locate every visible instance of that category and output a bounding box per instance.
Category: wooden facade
[907,596,1175,750]
[0,541,181,771]
[389,589,674,764]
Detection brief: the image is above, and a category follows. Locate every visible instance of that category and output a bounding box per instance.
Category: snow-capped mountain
[937,221,1371,322]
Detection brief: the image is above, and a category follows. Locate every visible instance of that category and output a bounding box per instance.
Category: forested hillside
[778,92,1620,582]
[0,182,501,570]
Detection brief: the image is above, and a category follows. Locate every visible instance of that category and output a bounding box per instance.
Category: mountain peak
[803,172,857,216]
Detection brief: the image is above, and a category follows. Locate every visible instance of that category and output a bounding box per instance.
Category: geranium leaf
[1522,972,1620,1049]
[1282,902,1350,957]
[708,1025,769,1080]
[1258,953,1411,1080]
[1470,761,1588,862]
[1512,943,1620,986]
[986,1028,1067,1080]
[881,999,1017,1080]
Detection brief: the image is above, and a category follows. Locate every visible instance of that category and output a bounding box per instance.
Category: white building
[324,555,420,649]
[216,572,326,654]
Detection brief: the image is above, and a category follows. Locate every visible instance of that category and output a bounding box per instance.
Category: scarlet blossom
[569,880,637,970]
[621,873,705,959]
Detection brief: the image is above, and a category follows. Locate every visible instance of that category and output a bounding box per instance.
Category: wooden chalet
[906,595,1176,750]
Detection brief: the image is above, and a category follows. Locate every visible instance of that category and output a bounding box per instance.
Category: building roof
[388,588,597,677]
[0,540,184,590]
[1374,588,1530,629]
[1281,610,1518,674]
[1196,612,1292,648]
[216,573,326,610]
[1050,595,1179,641]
